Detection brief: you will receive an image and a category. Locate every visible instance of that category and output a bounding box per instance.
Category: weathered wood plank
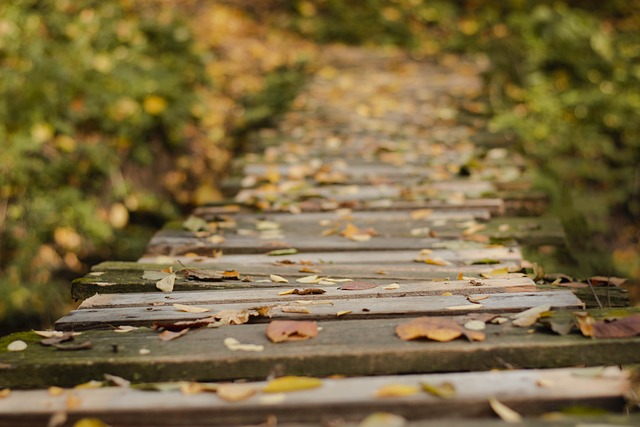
[77,277,541,309]
[3,312,639,388]
[0,367,629,427]
[55,290,582,330]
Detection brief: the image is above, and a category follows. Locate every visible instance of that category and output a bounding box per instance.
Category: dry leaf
[375,384,419,398]
[263,376,322,393]
[114,326,139,333]
[173,303,210,313]
[574,312,595,337]
[396,317,485,342]
[467,295,489,303]
[410,209,433,220]
[281,306,311,314]
[422,258,452,266]
[0,389,10,399]
[266,320,318,343]
[48,386,65,396]
[464,320,486,331]
[270,274,289,283]
[340,282,377,290]
[222,270,240,280]
[224,337,264,352]
[295,300,334,306]
[340,223,376,242]
[489,397,522,423]
[183,269,223,282]
[481,268,509,278]
[217,383,257,402]
[104,374,131,388]
[296,275,320,284]
[592,314,640,339]
[268,248,298,256]
[511,304,551,327]
[156,273,176,293]
[445,304,484,311]
[159,329,189,341]
[279,289,296,295]
[34,330,81,338]
[337,310,352,317]
[383,283,400,290]
[359,412,407,427]
[212,309,254,325]
[421,381,456,399]
[299,266,320,274]
[72,418,110,427]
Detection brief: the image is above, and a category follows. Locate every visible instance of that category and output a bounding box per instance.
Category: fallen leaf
[296,275,319,284]
[173,303,210,313]
[259,393,286,405]
[511,304,551,327]
[156,273,176,293]
[212,309,254,325]
[270,274,289,283]
[471,259,500,265]
[40,332,75,346]
[74,381,103,390]
[396,317,484,342]
[464,320,486,331]
[383,283,400,290]
[340,282,377,290]
[34,330,81,338]
[592,314,640,339]
[410,209,433,220]
[104,374,130,388]
[256,220,280,231]
[445,304,484,311]
[279,289,296,295]
[489,397,522,423]
[267,248,298,256]
[48,386,65,396]
[281,306,311,314]
[222,270,240,280]
[224,337,264,352]
[0,389,9,399]
[263,376,322,393]
[337,310,352,316]
[467,295,489,303]
[481,267,509,278]
[266,320,318,343]
[295,300,334,306]
[375,384,419,398]
[359,412,407,427]
[7,340,27,352]
[422,258,452,266]
[72,418,110,427]
[295,288,326,295]
[183,269,223,282]
[340,223,376,242]
[182,215,209,232]
[462,223,487,236]
[574,312,595,337]
[421,381,456,399]
[217,383,257,402]
[114,326,139,333]
[47,411,67,427]
[159,329,189,341]
[299,266,320,274]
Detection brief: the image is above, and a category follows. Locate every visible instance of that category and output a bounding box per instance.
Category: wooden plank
[0,367,629,427]
[77,277,541,309]
[55,290,583,330]
[2,315,639,388]
[144,248,522,266]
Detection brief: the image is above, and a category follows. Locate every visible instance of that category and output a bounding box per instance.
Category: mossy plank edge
[0,368,630,427]
[1,317,640,388]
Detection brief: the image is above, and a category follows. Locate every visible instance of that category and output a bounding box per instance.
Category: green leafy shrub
[0,0,209,331]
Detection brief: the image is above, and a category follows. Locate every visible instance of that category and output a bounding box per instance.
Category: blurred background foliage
[1,0,638,332]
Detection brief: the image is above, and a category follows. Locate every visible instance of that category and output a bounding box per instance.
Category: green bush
[0,0,208,331]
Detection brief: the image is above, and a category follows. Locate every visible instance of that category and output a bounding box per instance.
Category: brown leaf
[294,288,326,295]
[592,314,640,339]
[53,341,93,351]
[183,269,223,282]
[266,320,318,343]
[159,329,189,341]
[396,317,484,342]
[340,282,377,291]
[40,332,75,347]
[574,312,595,337]
[222,270,240,280]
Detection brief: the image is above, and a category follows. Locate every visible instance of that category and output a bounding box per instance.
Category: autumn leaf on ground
[217,383,257,402]
[159,329,189,341]
[183,269,224,282]
[339,282,377,290]
[574,312,595,337]
[340,223,376,242]
[267,248,298,256]
[396,317,485,342]
[182,215,210,233]
[224,337,264,352]
[489,397,522,423]
[592,314,640,338]
[0,389,9,399]
[266,320,318,343]
[480,267,509,278]
[173,303,210,313]
[359,412,407,427]
[145,270,176,293]
[375,384,419,398]
[511,304,551,327]
[222,270,240,280]
[263,376,322,393]
[422,257,452,266]
[281,305,311,314]
[270,274,288,283]
[421,381,456,399]
[72,419,111,427]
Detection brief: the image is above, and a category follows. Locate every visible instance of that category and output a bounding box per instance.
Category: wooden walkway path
[1,45,638,426]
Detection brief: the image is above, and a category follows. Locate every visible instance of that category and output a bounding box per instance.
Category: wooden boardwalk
[1,45,638,426]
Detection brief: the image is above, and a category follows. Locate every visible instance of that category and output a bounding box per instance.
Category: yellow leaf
[375,384,419,398]
[296,275,319,284]
[173,303,210,313]
[281,306,311,314]
[270,274,289,283]
[263,376,322,393]
[359,412,407,427]
[489,397,522,423]
[48,386,65,396]
[481,267,509,278]
[143,95,167,115]
[217,383,257,402]
[0,389,10,399]
[73,419,110,427]
[336,310,352,317]
[423,258,451,266]
[421,381,456,399]
[278,289,296,295]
